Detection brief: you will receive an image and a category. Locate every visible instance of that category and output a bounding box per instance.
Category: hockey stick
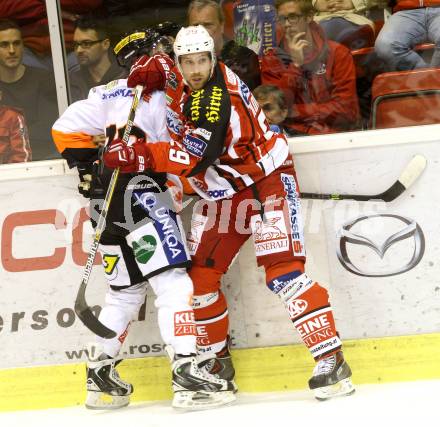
[74,85,144,339]
[300,154,427,202]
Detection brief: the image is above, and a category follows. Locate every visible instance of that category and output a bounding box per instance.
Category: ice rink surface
[3,380,437,427]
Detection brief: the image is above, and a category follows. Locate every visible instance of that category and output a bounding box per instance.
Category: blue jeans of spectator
[375,7,440,71]
[320,18,370,50]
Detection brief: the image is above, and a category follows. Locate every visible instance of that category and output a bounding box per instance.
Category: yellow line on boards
[2,333,440,412]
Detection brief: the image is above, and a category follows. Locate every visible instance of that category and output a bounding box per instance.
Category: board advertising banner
[0,138,438,369]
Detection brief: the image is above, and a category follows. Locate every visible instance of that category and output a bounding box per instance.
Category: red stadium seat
[370,67,440,129]
[414,42,437,52]
[352,46,378,78]
[351,43,435,79]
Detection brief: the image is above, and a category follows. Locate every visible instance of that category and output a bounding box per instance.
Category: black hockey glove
[77,162,105,199]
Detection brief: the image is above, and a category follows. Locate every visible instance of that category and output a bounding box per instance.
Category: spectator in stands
[188,0,262,90]
[0,90,31,164]
[374,1,440,71]
[0,0,104,72]
[0,19,58,160]
[188,0,226,55]
[254,84,296,134]
[261,0,360,135]
[313,0,384,50]
[70,16,124,101]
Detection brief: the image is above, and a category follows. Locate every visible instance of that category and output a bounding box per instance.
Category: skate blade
[172,390,236,411]
[85,391,130,410]
[313,378,355,401]
[230,379,239,393]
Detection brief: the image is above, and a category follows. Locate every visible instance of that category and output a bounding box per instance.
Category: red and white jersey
[148,62,290,200]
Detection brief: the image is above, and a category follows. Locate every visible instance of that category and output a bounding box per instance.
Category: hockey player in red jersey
[52,28,235,411]
[103,25,355,400]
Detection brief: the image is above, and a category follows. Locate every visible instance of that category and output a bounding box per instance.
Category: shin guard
[190,266,229,354]
[268,272,342,360]
[192,290,229,354]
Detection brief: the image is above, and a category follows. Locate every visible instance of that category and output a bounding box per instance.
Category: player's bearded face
[179,52,212,90]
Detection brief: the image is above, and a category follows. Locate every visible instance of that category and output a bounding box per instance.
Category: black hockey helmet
[153,21,181,39]
[113,28,172,69]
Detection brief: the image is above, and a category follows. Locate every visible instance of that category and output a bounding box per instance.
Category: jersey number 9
[169,148,190,165]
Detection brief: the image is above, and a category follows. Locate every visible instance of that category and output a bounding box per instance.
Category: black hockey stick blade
[75,279,117,339]
[300,154,427,202]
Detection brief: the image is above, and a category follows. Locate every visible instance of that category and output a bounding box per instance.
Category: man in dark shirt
[0,19,58,161]
[188,0,261,90]
[69,16,124,102]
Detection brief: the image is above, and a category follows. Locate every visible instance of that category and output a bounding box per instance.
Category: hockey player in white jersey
[52,28,235,411]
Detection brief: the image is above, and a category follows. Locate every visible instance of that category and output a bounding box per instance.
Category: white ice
[3,380,438,427]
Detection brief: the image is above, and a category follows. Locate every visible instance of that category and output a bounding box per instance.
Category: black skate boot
[85,344,133,409]
[167,346,236,410]
[197,346,238,393]
[308,350,355,401]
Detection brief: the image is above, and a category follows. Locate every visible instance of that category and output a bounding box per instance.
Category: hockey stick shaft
[300,154,426,202]
[75,85,143,339]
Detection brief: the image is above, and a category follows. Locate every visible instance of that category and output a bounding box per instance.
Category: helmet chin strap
[209,53,217,79]
[176,59,189,87]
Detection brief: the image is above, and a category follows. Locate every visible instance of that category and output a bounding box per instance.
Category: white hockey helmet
[173,25,216,82]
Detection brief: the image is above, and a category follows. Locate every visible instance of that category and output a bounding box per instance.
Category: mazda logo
[336,214,425,277]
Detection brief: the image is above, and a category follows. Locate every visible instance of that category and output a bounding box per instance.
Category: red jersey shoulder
[165,67,186,109]
[218,62,240,92]
[166,66,181,92]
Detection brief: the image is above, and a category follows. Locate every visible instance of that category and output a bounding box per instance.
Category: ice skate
[85,344,133,410]
[167,346,236,410]
[197,346,238,393]
[308,350,355,401]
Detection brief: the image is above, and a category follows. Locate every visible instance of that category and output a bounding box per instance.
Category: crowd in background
[0,0,439,164]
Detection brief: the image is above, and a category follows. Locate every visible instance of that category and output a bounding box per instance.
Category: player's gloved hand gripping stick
[74,85,143,339]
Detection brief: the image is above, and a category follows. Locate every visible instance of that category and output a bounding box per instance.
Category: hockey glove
[77,162,105,199]
[103,139,154,173]
[127,54,174,95]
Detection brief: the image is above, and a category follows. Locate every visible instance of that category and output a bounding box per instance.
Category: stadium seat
[370,67,440,129]
[351,43,435,79]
